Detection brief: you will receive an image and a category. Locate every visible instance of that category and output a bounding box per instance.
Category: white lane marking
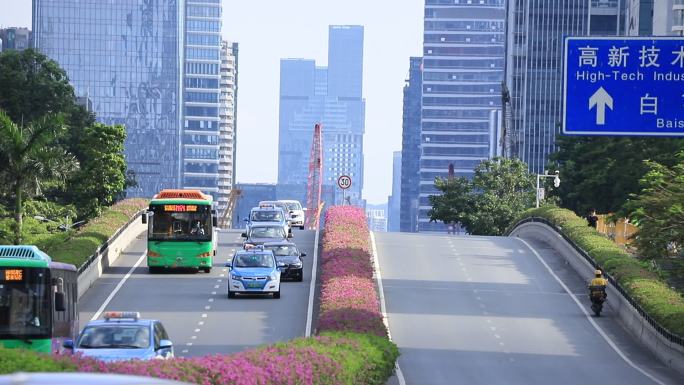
[181,349,188,353]
[305,225,320,337]
[219,274,225,277]
[516,238,666,385]
[194,329,201,333]
[216,279,222,282]
[198,321,204,326]
[191,336,197,340]
[214,285,220,289]
[211,291,217,295]
[186,342,193,346]
[370,232,407,385]
[494,334,501,339]
[204,306,211,310]
[91,251,146,321]
[208,298,214,302]
[201,314,208,318]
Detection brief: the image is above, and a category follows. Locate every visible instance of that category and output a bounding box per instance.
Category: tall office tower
[628,0,684,35]
[418,1,506,232]
[0,28,31,52]
[387,151,402,232]
[277,26,365,205]
[216,41,238,215]
[182,0,222,198]
[33,0,184,197]
[505,0,625,174]
[399,57,422,233]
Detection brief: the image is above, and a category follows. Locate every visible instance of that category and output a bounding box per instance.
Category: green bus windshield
[0,267,51,340]
[148,204,212,242]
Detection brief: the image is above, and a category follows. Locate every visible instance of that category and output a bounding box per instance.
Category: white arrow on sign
[588,87,613,125]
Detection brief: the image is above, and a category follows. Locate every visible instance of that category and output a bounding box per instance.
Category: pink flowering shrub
[317,206,388,338]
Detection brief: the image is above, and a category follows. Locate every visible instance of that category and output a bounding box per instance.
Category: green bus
[0,245,78,353]
[143,189,217,273]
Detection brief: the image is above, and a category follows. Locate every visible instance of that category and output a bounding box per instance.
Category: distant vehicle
[64,311,174,362]
[0,373,192,385]
[247,204,290,234]
[279,200,306,230]
[262,241,306,282]
[0,246,77,354]
[227,247,285,299]
[242,223,291,246]
[142,189,217,273]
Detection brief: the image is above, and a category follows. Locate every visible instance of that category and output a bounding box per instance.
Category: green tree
[429,157,535,235]
[549,136,684,215]
[68,123,128,217]
[0,111,77,244]
[0,49,74,125]
[624,154,684,259]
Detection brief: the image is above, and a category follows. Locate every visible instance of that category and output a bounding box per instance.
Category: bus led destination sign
[563,37,684,136]
[2,269,23,282]
[163,205,198,212]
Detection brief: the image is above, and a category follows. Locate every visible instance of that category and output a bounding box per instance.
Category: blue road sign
[563,37,684,136]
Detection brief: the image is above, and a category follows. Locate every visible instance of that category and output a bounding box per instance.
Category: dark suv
[262,241,306,282]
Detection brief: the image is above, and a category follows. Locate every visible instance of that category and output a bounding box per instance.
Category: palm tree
[0,110,77,244]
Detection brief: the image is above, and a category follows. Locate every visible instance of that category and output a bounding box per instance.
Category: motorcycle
[589,285,607,316]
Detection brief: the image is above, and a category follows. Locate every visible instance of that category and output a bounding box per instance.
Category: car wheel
[300,225,305,230]
[296,273,303,282]
[273,290,281,299]
[228,290,236,299]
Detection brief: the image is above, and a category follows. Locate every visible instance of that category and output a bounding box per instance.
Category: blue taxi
[227,247,284,299]
[64,312,174,362]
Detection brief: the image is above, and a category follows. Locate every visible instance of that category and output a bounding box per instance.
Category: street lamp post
[536,170,560,208]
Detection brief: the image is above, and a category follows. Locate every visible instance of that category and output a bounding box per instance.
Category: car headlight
[291,261,303,267]
[231,274,241,280]
[269,274,278,280]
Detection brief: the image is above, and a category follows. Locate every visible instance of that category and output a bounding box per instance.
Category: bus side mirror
[55,292,66,312]
[141,213,147,224]
[213,216,218,227]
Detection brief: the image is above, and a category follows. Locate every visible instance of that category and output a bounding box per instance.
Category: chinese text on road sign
[563,37,684,136]
[337,175,351,190]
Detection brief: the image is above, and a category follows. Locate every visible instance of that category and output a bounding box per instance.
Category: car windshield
[249,227,285,238]
[0,268,51,339]
[77,325,150,349]
[234,253,274,268]
[284,202,301,211]
[251,210,283,222]
[265,245,299,256]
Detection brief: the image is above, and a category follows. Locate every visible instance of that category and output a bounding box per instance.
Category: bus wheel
[149,267,161,274]
[203,267,212,273]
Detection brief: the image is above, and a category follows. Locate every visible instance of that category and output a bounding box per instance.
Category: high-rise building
[33,0,185,197]
[418,0,506,232]
[182,0,222,197]
[387,151,402,232]
[366,209,387,233]
[216,41,238,215]
[399,57,422,233]
[627,0,684,36]
[505,0,626,174]
[0,27,31,52]
[277,26,365,205]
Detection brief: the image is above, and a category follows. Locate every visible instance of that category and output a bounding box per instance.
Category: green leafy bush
[0,347,76,374]
[509,207,684,337]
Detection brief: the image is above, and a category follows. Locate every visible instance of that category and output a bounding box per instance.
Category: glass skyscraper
[277,26,365,205]
[33,0,184,198]
[399,57,422,233]
[419,0,506,232]
[505,0,625,174]
[182,0,222,197]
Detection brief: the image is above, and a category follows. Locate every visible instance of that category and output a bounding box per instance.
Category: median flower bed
[509,206,684,337]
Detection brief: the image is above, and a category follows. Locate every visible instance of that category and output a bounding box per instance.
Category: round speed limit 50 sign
[337,175,352,190]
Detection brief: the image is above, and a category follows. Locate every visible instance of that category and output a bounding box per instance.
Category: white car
[279,200,306,230]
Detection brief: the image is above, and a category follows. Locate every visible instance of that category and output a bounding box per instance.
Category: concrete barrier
[76,211,146,299]
[510,221,684,375]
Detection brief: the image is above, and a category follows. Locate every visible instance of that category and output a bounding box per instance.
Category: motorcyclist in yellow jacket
[589,270,608,301]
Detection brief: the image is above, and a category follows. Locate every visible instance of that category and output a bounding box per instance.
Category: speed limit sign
[337,175,352,190]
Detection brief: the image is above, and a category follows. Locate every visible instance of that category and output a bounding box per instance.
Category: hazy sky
[1,0,424,204]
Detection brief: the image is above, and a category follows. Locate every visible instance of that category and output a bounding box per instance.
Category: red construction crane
[306,123,323,229]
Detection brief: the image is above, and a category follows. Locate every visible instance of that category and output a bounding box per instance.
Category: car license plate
[247,281,262,288]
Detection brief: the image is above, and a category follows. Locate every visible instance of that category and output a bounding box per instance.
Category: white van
[278,200,305,230]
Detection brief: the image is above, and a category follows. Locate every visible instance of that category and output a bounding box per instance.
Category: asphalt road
[78,228,316,357]
[375,232,681,385]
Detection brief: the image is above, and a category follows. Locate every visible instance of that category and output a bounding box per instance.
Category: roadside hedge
[0,348,76,374]
[35,198,148,267]
[509,206,684,337]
